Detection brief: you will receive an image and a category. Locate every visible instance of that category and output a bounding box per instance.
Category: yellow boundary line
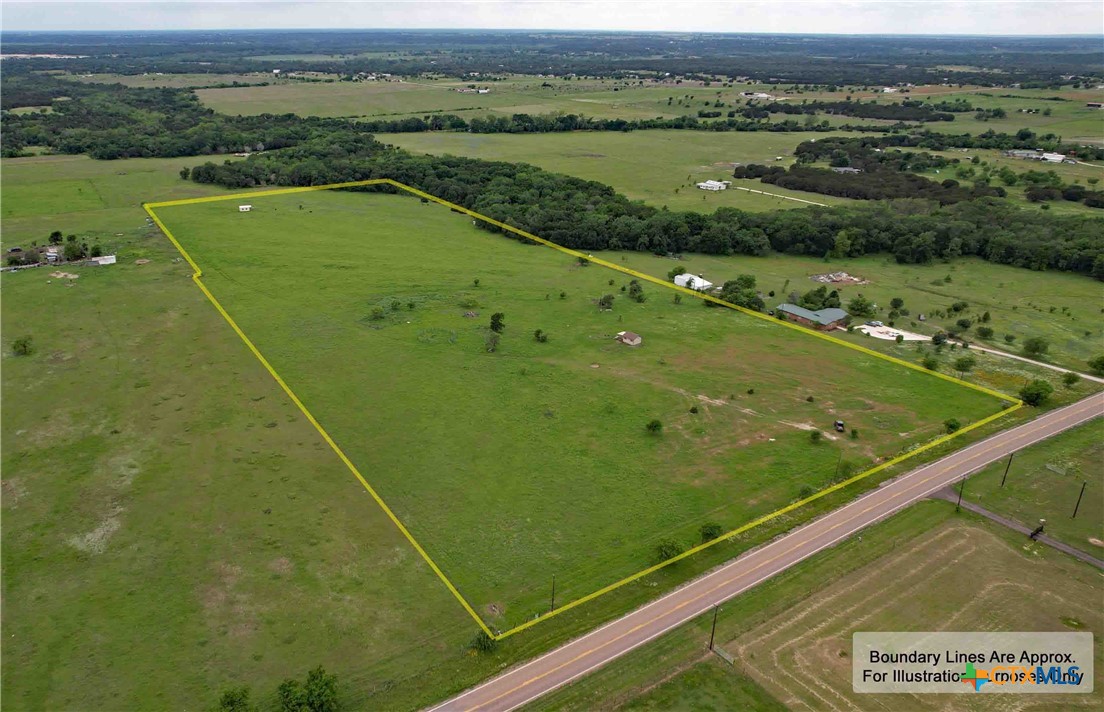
[145,178,1021,640]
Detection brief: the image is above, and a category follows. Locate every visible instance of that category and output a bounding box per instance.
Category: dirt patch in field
[268,557,293,575]
[134,258,151,265]
[2,478,28,507]
[67,505,124,554]
[483,602,505,618]
[1089,538,1103,548]
[49,271,79,280]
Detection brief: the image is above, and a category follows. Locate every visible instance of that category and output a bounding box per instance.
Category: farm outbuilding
[238,205,252,212]
[776,303,849,330]
[674,273,714,291]
[696,180,729,191]
[616,331,642,347]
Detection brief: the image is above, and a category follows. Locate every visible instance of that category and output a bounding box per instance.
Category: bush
[1088,355,1104,376]
[12,336,33,356]
[798,485,815,499]
[689,405,699,414]
[1019,379,1054,406]
[944,418,961,433]
[369,307,385,321]
[215,686,255,712]
[490,312,505,333]
[1022,336,1049,357]
[895,334,904,344]
[277,666,338,712]
[1004,334,1016,344]
[1062,371,1081,387]
[810,430,823,444]
[931,332,948,346]
[533,328,548,343]
[645,419,663,434]
[976,326,993,339]
[699,522,723,543]
[922,355,939,371]
[471,630,498,654]
[850,428,859,440]
[805,395,815,402]
[656,538,685,561]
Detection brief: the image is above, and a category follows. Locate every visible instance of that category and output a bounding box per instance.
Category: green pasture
[65,72,279,89]
[154,189,1001,630]
[963,421,1104,552]
[609,252,1104,373]
[386,129,856,211]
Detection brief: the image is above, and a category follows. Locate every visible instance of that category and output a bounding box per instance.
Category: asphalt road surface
[427,392,1103,712]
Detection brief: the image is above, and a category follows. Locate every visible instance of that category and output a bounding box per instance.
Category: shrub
[805,395,815,402]
[645,419,663,434]
[810,430,823,444]
[1022,336,1049,357]
[689,405,699,414]
[850,428,859,440]
[656,538,684,561]
[931,332,948,346]
[1062,371,1081,387]
[922,355,939,371]
[1088,355,1104,376]
[490,312,505,333]
[1019,379,1054,406]
[798,485,814,499]
[944,418,961,433]
[746,388,755,395]
[699,522,723,543]
[1004,334,1016,344]
[215,686,255,712]
[895,334,904,344]
[976,326,993,339]
[533,329,548,343]
[12,336,33,356]
[471,630,498,654]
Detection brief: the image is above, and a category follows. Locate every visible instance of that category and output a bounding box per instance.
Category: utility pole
[1072,482,1087,519]
[708,604,719,651]
[1000,452,1015,488]
[550,574,556,613]
[956,476,966,512]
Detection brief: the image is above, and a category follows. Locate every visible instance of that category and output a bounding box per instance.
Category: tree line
[186,144,1104,278]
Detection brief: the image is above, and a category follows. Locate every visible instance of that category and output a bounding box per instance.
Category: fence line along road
[426,392,1104,712]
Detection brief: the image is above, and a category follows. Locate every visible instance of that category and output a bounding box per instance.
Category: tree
[953,355,976,374]
[895,334,904,344]
[489,312,505,333]
[944,418,961,433]
[1019,379,1054,406]
[931,332,948,346]
[656,538,684,561]
[673,293,682,305]
[1062,371,1081,387]
[597,294,615,310]
[1022,336,1049,357]
[645,419,663,434]
[699,522,723,543]
[667,266,686,281]
[846,294,875,317]
[955,318,972,331]
[627,280,647,303]
[1088,355,1104,377]
[12,336,33,356]
[63,240,85,261]
[533,328,548,343]
[215,686,256,712]
[89,244,103,258]
[278,666,338,712]
[179,167,190,180]
[1004,334,1016,344]
[889,297,905,310]
[976,326,993,339]
[48,230,63,245]
[922,355,939,371]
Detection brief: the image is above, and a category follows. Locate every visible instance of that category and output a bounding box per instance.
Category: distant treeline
[740,99,954,122]
[0,78,377,159]
[733,164,1005,204]
[794,133,1104,162]
[186,144,1104,279]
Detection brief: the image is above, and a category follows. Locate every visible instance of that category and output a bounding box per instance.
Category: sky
[2,0,1102,35]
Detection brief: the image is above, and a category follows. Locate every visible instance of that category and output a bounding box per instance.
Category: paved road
[427,392,1103,712]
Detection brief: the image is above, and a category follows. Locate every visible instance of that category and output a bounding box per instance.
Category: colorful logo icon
[962,663,989,691]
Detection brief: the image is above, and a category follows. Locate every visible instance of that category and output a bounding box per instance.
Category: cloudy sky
[3,0,1101,35]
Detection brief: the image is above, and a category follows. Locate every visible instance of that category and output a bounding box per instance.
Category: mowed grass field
[153,188,1003,629]
[732,518,1104,711]
[607,252,1104,373]
[527,502,1102,711]
[386,130,857,212]
[963,421,1104,553]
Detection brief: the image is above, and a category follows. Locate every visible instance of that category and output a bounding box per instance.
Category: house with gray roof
[776,303,849,330]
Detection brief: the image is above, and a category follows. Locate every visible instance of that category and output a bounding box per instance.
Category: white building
[696,180,729,191]
[674,273,714,291]
[239,205,252,212]
[1041,152,1067,163]
[88,254,117,266]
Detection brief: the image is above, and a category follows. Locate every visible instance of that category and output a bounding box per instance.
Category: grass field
[604,252,1104,373]
[528,501,1103,711]
[67,72,282,88]
[733,516,1103,711]
[963,421,1104,553]
[386,130,857,212]
[151,188,1003,630]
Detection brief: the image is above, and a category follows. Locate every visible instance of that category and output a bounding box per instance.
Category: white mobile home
[674,273,714,291]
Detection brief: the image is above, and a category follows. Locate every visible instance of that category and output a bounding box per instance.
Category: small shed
[615,331,642,347]
[238,205,252,212]
[88,255,117,266]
